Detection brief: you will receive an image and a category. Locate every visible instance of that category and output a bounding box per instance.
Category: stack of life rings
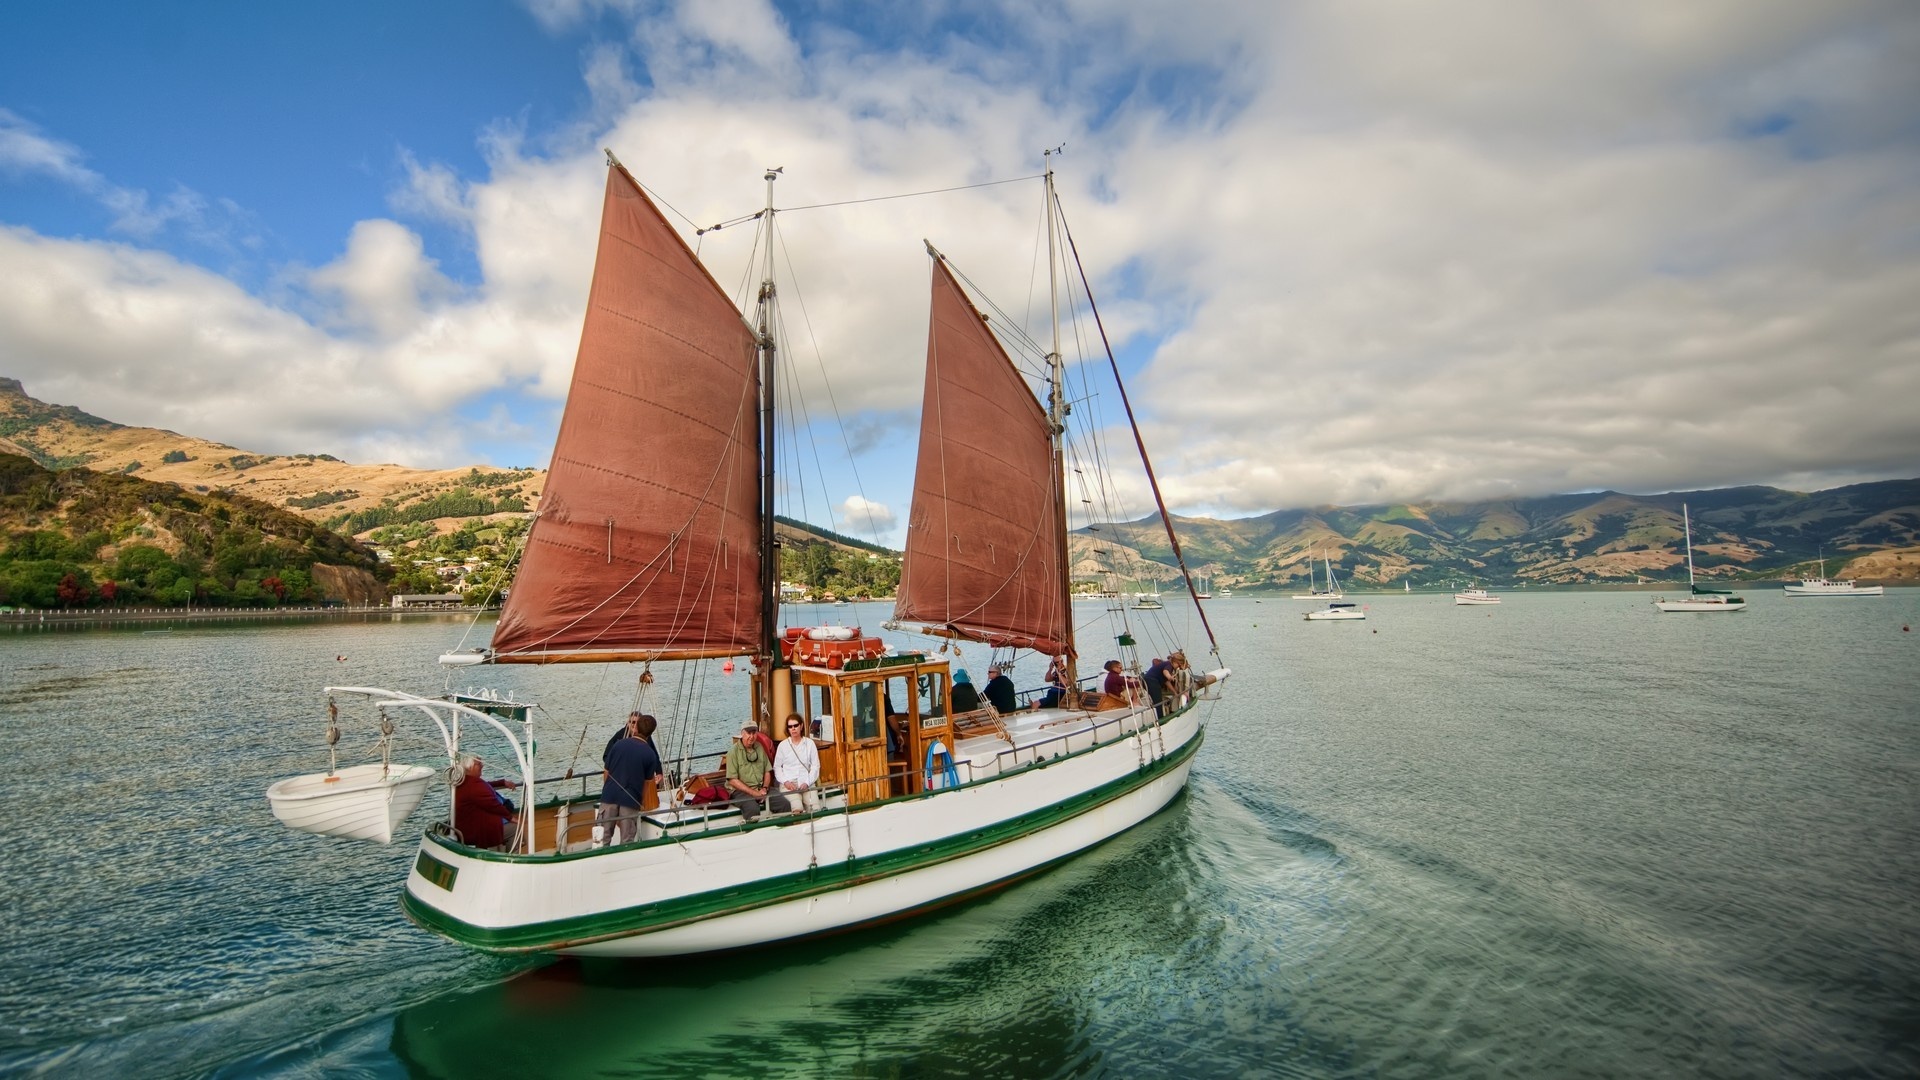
[780,625,887,669]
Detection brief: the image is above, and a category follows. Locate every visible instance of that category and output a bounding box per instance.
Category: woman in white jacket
[773,712,820,813]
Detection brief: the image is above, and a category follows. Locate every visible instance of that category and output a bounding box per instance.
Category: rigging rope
[781,174,1042,214]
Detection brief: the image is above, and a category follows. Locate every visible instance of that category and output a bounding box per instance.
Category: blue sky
[3,1,1917,546]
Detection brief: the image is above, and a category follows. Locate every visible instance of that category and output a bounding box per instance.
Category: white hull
[1454,590,1500,605]
[267,763,437,844]
[1655,507,1746,613]
[1652,597,1746,612]
[1783,580,1882,596]
[1291,593,1343,601]
[1303,607,1365,621]
[402,695,1214,957]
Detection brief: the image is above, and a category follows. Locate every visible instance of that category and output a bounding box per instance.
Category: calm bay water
[1,590,1916,1077]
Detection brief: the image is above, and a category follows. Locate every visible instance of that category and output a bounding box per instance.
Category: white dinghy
[267,763,438,844]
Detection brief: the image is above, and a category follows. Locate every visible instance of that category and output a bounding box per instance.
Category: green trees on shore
[0,450,911,611]
[0,453,382,609]
[780,539,901,600]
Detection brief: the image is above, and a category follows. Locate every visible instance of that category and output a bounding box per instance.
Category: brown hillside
[0,378,545,526]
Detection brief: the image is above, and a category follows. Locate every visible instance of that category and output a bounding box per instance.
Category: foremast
[753,167,792,724]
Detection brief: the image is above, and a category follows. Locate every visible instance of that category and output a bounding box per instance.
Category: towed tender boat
[266,153,1228,957]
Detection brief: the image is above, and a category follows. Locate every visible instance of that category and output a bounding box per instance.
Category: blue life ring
[923,740,959,790]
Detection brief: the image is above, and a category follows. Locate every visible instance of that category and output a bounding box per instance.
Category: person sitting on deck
[1099,659,1137,709]
[1037,656,1068,709]
[949,669,982,713]
[452,754,519,849]
[773,712,821,813]
[725,720,788,822]
[1167,650,1194,708]
[983,665,1018,714]
[602,716,663,844]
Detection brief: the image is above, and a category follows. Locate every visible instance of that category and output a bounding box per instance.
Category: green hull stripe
[403,726,1204,953]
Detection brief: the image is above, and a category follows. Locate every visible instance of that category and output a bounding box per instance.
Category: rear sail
[892,255,1070,656]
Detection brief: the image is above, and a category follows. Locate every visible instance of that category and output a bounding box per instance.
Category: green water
[1,591,1916,1077]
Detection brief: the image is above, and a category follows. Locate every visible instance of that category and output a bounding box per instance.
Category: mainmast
[1043,148,1078,688]
[1683,503,1696,588]
[757,168,782,669]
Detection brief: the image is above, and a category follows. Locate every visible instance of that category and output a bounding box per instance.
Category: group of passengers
[947,652,1195,716]
[451,650,1200,848]
[722,712,820,822]
[949,665,1018,714]
[1102,651,1192,714]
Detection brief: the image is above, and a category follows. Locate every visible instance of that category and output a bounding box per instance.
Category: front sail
[893,257,1069,656]
[489,165,763,663]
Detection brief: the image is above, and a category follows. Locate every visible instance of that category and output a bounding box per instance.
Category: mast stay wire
[1053,193,1223,663]
[779,174,1042,214]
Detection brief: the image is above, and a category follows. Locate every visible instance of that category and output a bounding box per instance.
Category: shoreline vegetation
[0,604,486,626]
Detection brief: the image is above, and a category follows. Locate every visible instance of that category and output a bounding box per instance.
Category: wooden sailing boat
[270,153,1228,957]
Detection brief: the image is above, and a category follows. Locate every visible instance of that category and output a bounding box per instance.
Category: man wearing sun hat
[725,719,786,822]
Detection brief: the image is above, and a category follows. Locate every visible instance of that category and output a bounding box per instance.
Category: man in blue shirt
[602,714,663,844]
[1142,657,1173,716]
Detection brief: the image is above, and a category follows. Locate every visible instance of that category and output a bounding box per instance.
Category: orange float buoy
[722,659,735,674]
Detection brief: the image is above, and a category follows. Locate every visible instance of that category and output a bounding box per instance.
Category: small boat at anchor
[1304,601,1366,621]
[1292,551,1346,601]
[1784,550,1882,597]
[1654,504,1746,613]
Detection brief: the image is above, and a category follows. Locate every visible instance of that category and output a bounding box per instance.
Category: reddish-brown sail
[893,256,1070,656]
[489,165,763,662]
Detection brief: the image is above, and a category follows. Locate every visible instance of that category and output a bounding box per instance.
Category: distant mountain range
[1076,482,1920,589]
[0,378,875,556]
[6,377,1915,586]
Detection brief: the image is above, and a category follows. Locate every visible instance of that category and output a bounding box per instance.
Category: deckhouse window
[917,672,947,727]
[850,681,882,743]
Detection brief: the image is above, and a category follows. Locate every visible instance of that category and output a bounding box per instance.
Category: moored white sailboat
[267,154,1227,958]
[1292,550,1345,601]
[1654,504,1746,613]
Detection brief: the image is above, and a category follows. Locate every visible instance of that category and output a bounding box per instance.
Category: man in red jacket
[452,754,519,849]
